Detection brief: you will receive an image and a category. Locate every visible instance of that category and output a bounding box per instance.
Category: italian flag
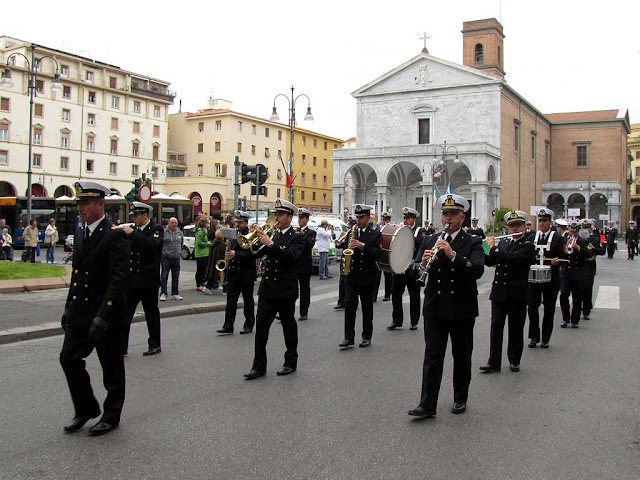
[433,184,441,207]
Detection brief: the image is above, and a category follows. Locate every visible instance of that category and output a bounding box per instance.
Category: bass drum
[376,223,415,274]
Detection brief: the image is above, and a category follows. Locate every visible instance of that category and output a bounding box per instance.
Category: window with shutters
[62,109,71,122]
[0,97,9,112]
[60,156,69,170]
[110,139,118,155]
[86,159,94,172]
[34,104,43,117]
[33,154,42,168]
[33,128,43,145]
[0,123,7,142]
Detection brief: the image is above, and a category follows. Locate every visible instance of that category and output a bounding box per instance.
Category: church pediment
[352,52,502,97]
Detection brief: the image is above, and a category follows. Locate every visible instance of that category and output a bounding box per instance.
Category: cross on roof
[420,32,431,53]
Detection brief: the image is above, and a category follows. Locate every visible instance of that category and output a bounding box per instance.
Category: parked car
[181,224,196,259]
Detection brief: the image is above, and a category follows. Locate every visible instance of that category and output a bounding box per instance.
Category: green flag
[433,184,441,206]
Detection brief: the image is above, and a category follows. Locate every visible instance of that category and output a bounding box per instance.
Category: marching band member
[467,217,486,239]
[480,211,535,373]
[527,209,565,349]
[605,221,618,259]
[216,211,256,335]
[559,221,593,328]
[339,205,382,349]
[296,208,316,321]
[408,194,484,418]
[625,221,638,260]
[374,212,393,302]
[388,208,427,331]
[334,215,357,310]
[581,219,605,321]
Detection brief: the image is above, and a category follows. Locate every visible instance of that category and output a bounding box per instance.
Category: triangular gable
[352,52,503,98]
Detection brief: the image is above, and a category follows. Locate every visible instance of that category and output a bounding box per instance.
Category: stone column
[374,183,388,219]
[420,181,433,222]
[469,181,490,224]
[332,184,345,216]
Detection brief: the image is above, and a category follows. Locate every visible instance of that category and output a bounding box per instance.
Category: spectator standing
[204,218,225,294]
[23,219,38,263]
[194,216,211,290]
[1,228,11,260]
[316,220,333,279]
[160,217,184,301]
[45,218,59,264]
[605,221,618,259]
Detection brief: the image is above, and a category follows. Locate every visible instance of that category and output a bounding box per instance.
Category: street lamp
[425,141,460,192]
[579,177,597,218]
[270,86,313,203]
[1,44,62,223]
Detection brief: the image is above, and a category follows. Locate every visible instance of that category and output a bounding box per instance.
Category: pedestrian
[605,221,618,259]
[316,219,332,279]
[625,221,638,260]
[581,219,605,320]
[0,219,12,261]
[338,204,382,349]
[559,221,592,328]
[527,209,565,349]
[388,207,427,331]
[480,211,535,374]
[1,228,11,260]
[23,219,38,263]
[408,194,484,418]
[45,218,59,264]
[244,199,305,380]
[216,210,256,335]
[121,202,164,356]
[160,217,184,301]
[59,180,129,436]
[194,216,211,290]
[296,208,316,320]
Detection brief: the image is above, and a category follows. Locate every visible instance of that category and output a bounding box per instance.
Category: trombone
[237,213,276,254]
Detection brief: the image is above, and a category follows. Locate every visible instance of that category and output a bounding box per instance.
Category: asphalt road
[1,256,639,479]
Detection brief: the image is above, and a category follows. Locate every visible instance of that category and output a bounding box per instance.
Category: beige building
[629,123,640,223]
[0,36,174,199]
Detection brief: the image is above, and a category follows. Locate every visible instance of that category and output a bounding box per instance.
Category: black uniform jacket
[533,230,566,278]
[257,227,305,299]
[561,236,592,279]
[297,226,317,275]
[486,235,535,303]
[605,227,618,244]
[65,217,130,328]
[625,228,639,245]
[127,221,164,289]
[348,225,382,276]
[227,227,257,283]
[585,232,606,271]
[467,227,486,239]
[414,230,484,320]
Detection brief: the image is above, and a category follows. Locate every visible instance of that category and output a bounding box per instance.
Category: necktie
[538,234,546,245]
[84,225,90,242]
[445,235,453,244]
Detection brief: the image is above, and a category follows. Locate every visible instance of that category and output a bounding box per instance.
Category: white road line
[593,286,620,309]
[477,283,492,296]
[310,291,339,303]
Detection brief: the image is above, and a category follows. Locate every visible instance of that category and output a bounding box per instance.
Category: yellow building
[289,128,342,213]
[629,123,640,223]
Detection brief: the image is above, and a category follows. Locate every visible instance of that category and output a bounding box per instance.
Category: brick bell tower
[461,18,505,78]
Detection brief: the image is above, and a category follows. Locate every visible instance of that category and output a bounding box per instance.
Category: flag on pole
[446,183,452,194]
[432,184,441,207]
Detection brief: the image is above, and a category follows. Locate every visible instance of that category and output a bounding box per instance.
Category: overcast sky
[6,0,640,140]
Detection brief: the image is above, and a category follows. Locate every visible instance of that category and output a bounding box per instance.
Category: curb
[0,265,72,293]
[0,300,232,345]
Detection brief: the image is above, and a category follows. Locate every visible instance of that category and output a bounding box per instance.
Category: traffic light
[125,178,142,201]
[240,163,258,184]
[142,173,152,186]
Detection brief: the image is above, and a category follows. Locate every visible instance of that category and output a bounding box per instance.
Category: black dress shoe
[451,402,466,414]
[387,323,402,331]
[561,321,569,328]
[298,315,308,321]
[583,313,590,320]
[358,339,371,348]
[382,297,391,302]
[142,347,161,356]
[239,328,253,334]
[243,369,266,380]
[528,339,538,348]
[339,339,354,348]
[540,342,549,348]
[571,323,579,329]
[64,415,98,433]
[410,324,418,331]
[334,304,345,310]
[216,327,233,335]
[276,366,296,376]
[88,421,118,437]
[408,406,436,418]
[122,350,128,357]
[509,363,520,372]
[479,364,501,373]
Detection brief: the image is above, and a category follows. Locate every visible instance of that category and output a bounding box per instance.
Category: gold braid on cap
[442,195,463,211]
[355,205,362,213]
[275,199,282,208]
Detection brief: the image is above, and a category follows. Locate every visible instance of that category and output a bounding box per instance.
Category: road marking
[594,286,619,309]
[310,291,339,303]
[477,283,492,296]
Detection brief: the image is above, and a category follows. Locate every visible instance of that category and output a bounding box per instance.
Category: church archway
[345,163,378,207]
[567,193,586,219]
[589,193,608,221]
[0,181,16,196]
[385,161,422,217]
[546,193,565,218]
[54,185,74,198]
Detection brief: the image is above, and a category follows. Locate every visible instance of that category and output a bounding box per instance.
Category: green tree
[484,207,513,235]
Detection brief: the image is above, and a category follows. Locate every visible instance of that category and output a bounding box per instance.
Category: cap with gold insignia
[297,207,312,217]
[504,210,529,225]
[568,221,580,232]
[402,207,419,218]
[74,180,111,199]
[353,204,374,217]
[439,194,470,212]
[381,212,391,220]
[471,217,479,222]
[537,208,554,220]
[348,214,357,223]
[555,218,568,227]
[580,218,592,229]
[630,220,636,225]
[234,210,251,221]
[274,198,296,215]
[129,201,153,215]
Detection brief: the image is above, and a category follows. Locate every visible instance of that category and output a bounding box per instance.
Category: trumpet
[566,235,577,255]
[238,214,276,254]
[416,223,450,286]
[341,225,357,275]
[215,238,231,285]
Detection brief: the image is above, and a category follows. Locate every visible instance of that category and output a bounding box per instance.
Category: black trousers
[527,276,560,343]
[582,262,597,315]
[252,296,297,372]
[628,242,636,260]
[372,269,382,301]
[297,273,311,316]
[391,272,421,326]
[223,280,255,330]
[419,315,475,412]
[488,301,526,367]
[337,273,346,305]
[384,272,392,299]
[123,287,161,350]
[60,324,125,425]
[560,274,583,325]
[606,243,616,258]
[344,274,375,342]
[195,257,208,286]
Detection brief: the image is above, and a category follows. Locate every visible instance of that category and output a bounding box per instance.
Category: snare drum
[376,223,415,274]
[528,265,552,283]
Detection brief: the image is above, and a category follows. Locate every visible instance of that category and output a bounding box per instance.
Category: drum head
[388,226,414,273]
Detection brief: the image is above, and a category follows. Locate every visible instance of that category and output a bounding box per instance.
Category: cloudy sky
[6,0,639,140]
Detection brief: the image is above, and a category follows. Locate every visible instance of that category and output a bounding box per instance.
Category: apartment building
[629,124,640,223]
[0,36,174,198]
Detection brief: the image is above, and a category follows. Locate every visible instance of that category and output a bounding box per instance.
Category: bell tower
[461,18,505,78]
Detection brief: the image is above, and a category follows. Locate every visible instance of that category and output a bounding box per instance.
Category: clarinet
[416,223,450,287]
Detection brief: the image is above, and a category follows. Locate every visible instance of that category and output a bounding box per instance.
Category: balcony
[130,82,176,103]
[168,154,187,170]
